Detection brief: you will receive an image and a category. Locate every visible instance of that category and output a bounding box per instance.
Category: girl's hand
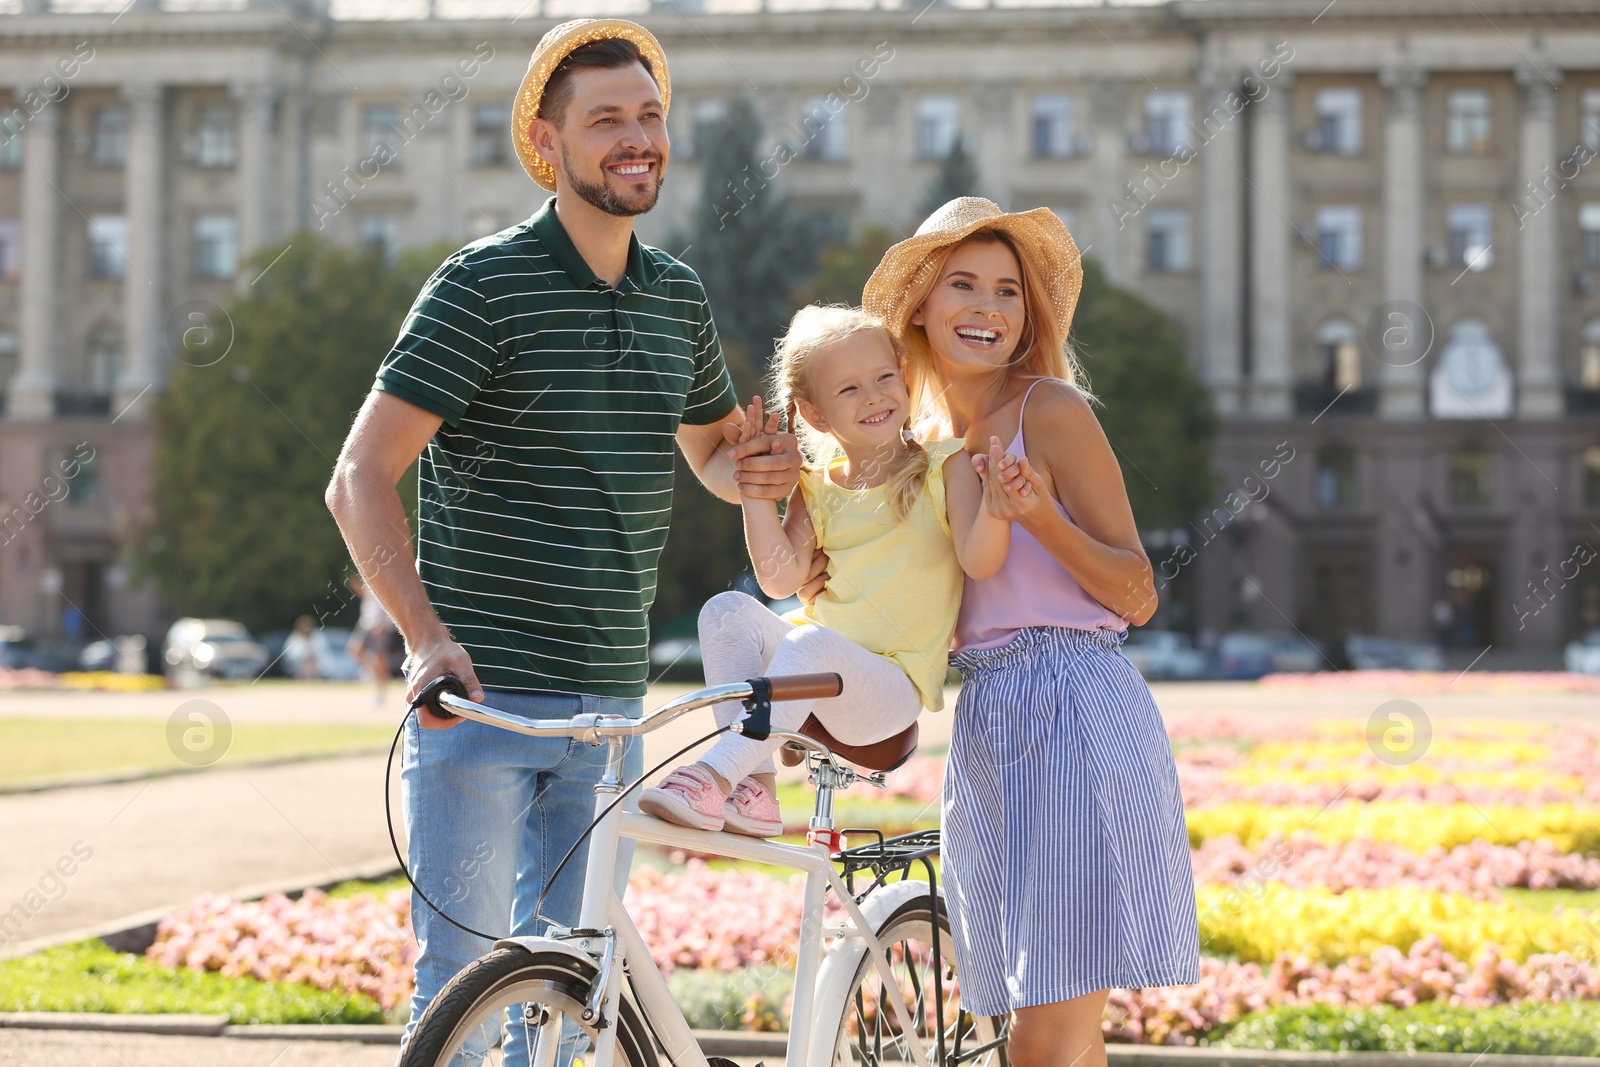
[975,436,1048,523]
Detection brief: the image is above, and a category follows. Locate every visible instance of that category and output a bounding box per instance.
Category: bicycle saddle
[784,715,919,773]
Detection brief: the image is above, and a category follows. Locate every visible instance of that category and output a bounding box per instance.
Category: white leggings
[695,591,924,786]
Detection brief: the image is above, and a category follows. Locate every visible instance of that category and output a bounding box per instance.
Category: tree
[1071,257,1216,532]
[918,137,981,217]
[140,236,447,633]
[799,226,898,308]
[680,93,815,381]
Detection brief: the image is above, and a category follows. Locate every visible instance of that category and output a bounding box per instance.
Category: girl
[862,198,1200,1067]
[640,304,1013,836]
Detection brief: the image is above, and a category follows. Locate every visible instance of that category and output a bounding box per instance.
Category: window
[1314,447,1358,508]
[1580,319,1600,390]
[683,98,726,160]
[0,330,17,393]
[1585,445,1600,507]
[362,105,400,163]
[1446,204,1493,271]
[0,219,18,279]
[1316,205,1363,271]
[87,214,127,279]
[1031,93,1076,159]
[1317,318,1362,390]
[1582,203,1600,269]
[1449,450,1494,508]
[471,104,509,167]
[67,449,101,507]
[916,95,960,160]
[195,104,235,168]
[1144,91,1192,155]
[0,127,20,170]
[194,214,237,279]
[797,96,846,162]
[91,106,127,167]
[1582,89,1600,152]
[85,330,121,394]
[1447,89,1492,153]
[1314,88,1362,154]
[1145,209,1190,272]
[802,211,849,248]
[359,215,399,265]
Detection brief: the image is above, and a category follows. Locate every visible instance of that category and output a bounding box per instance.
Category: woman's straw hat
[863,197,1083,335]
[512,18,672,191]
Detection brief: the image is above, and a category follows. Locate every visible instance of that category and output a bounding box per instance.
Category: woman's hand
[796,549,831,606]
[974,436,1049,524]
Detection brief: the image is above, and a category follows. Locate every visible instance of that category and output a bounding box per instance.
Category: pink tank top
[953,379,1128,651]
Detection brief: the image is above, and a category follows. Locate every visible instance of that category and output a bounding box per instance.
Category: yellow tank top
[782,438,967,712]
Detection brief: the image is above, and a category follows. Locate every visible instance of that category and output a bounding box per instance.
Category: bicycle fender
[806,879,938,1067]
[489,935,600,975]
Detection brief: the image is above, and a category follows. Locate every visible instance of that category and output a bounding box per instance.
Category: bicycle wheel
[822,890,1007,1067]
[398,945,658,1067]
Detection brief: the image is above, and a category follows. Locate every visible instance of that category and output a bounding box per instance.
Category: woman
[862,198,1199,1067]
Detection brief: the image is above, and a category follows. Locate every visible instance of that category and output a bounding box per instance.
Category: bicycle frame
[432,685,933,1067]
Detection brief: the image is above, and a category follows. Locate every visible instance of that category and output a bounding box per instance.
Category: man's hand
[723,395,802,502]
[404,629,484,729]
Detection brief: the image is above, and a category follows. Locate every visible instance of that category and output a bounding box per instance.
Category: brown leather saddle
[780,714,919,772]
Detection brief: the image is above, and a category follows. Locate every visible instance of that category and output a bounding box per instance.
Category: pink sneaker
[722,777,783,838]
[639,765,725,831]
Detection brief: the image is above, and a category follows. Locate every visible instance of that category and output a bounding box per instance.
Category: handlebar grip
[411,675,468,720]
[765,672,844,703]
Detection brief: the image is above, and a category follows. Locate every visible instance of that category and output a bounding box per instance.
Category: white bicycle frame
[433,683,936,1067]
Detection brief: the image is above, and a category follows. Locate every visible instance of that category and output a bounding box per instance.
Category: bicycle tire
[398,945,658,1067]
[819,890,1008,1067]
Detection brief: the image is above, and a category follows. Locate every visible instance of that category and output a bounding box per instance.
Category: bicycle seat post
[806,755,849,853]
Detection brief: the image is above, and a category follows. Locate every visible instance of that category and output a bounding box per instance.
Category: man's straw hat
[512,18,671,191]
[863,197,1083,336]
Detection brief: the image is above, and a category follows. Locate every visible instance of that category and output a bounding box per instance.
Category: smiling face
[910,236,1028,380]
[796,330,910,458]
[533,61,668,217]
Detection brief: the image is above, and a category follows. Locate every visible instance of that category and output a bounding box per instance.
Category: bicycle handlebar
[409,672,843,745]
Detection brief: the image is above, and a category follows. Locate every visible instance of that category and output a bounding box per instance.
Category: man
[324,19,801,1063]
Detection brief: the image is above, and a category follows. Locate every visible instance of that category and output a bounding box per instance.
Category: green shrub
[0,941,382,1025]
[665,965,793,1031]
[1214,1001,1600,1057]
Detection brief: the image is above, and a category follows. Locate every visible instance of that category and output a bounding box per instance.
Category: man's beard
[562,146,665,217]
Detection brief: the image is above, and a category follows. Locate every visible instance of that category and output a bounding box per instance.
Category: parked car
[648,636,703,678]
[0,625,75,672]
[280,626,362,681]
[1120,630,1208,681]
[78,639,118,672]
[1345,633,1445,671]
[163,617,269,681]
[1211,631,1326,679]
[1262,632,1327,673]
[1566,630,1600,675]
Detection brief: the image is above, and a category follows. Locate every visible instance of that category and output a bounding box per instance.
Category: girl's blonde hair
[771,304,931,522]
[895,229,1090,429]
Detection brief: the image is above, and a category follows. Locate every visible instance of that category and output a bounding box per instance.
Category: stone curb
[0,1016,1595,1065]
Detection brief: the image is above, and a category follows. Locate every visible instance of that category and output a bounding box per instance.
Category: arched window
[1316,318,1362,390]
[1580,318,1600,390]
[86,329,121,394]
[1584,444,1600,508]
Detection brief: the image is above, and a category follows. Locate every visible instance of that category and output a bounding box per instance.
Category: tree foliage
[1071,257,1216,532]
[141,236,446,632]
[799,226,897,308]
[918,137,981,217]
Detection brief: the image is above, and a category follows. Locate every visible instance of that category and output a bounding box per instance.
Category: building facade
[1,0,1598,659]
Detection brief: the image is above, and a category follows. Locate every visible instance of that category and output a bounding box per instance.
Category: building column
[1087,77,1133,287]
[11,96,59,420]
[116,81,163,419]
[1199,71,1245,417]
[231,80,278,271]
[1378,66,1427,419]
[1247,69,1292,418]
[972,81,1014,209]
[1515,66,1562,419]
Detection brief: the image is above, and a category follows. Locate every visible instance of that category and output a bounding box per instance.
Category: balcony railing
[1293,382,1377,418]
[53,390,112,417]
[1566,387,1600,415]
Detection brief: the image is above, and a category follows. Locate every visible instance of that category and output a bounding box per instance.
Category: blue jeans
[397,687,643,1066]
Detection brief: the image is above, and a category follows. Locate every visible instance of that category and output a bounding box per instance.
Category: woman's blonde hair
[895,229,1090,429]
[771,304,931,522]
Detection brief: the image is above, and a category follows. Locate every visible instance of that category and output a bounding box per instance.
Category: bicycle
[396,672,1009,1067]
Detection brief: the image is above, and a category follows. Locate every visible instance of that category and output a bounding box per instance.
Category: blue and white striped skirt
[941,625,1200,1015]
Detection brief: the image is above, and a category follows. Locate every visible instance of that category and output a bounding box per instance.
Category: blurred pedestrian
[345,577,395,705]
[284,615,320,680]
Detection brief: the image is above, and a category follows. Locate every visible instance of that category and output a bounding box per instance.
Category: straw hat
[511,18,672,191]
[863,197,1083,336]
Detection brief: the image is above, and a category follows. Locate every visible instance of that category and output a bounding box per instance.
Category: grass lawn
[0,717,399,790]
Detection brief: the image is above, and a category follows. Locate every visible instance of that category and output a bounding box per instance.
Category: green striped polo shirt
[375,197,736,697]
